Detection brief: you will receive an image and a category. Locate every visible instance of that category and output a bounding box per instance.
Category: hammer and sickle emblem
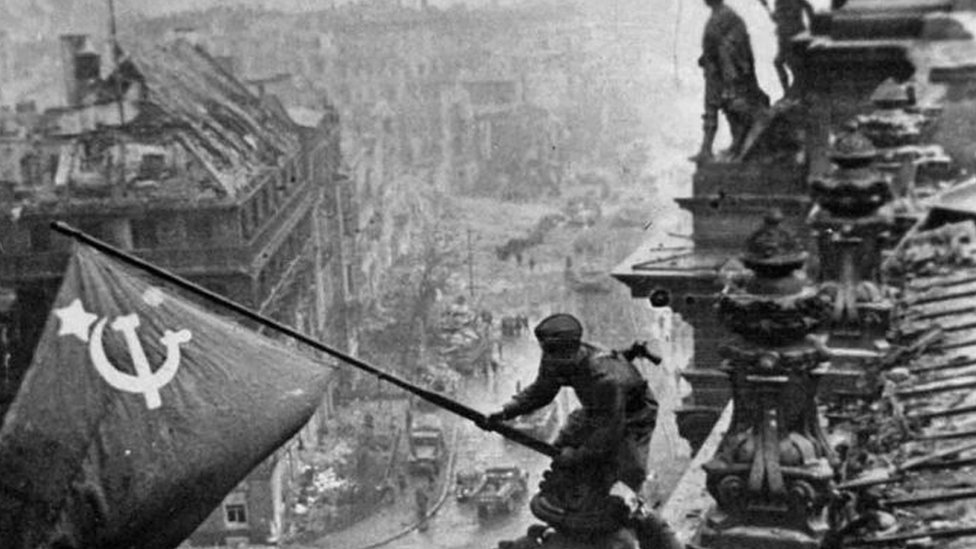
[89,313,192,410]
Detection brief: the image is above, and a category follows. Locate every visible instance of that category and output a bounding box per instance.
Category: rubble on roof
[122,40,300,197]
[889,220,976,276]
[828,224,976,548]
[27,39,304,201]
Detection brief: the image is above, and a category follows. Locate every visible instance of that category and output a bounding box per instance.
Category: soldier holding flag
[2,224,676,548]
[485,314,682,549]
[486,314,659,495]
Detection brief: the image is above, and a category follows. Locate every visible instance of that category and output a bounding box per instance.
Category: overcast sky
[3,0,833,131]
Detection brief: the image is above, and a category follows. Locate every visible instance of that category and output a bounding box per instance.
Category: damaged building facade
[117,3,627,340]
[0,35,350,546]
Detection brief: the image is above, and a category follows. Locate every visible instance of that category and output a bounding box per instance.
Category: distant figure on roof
[760,0,815,95]
[691,0,770,164]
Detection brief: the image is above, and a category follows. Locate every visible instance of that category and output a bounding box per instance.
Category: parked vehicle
[473,466,529,518]
[407,414,445,477]
[455,470,484,503]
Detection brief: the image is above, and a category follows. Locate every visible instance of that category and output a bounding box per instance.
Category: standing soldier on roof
[691,0,770,164]
[760,0,815,95]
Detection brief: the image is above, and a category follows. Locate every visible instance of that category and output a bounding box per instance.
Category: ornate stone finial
[742,209,809,281]
[722,213,826,343]
[812,129,893,218]
[869,78,915,110]
[702,214,835,549]
[856,80,932,148]
[529,460,623,534]
[829,130,877,170]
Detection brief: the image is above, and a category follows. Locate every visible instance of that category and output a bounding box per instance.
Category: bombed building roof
[127,40,300,196]
[86,39,301,198]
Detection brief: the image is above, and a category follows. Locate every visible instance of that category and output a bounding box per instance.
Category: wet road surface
[384,333,553,549]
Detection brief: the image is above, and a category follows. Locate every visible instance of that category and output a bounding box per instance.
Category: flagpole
[50,221,557,458]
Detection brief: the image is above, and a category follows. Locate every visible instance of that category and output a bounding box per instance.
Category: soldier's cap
[534,313,583,343]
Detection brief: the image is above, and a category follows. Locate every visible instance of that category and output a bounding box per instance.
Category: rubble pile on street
[432,298,493,378]
[285,402,404,543]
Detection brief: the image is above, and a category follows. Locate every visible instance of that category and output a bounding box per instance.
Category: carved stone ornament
[827,129,877,170]
[700,340,834,546]
[869,78,915,110]
[718,287,832,346]
[742,209,809,278]
[529,459,625,534]
[856,109,929,148]
[855,79,932,148]
[810,168,893,218]
[700,212,836,549]
[818,280,892,335]
[811,129,894,218]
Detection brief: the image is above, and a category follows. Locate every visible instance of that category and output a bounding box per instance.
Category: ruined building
[0,35,351,546]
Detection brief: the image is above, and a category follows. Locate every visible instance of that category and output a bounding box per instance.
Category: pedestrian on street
[379,480,395,505]
[397,471,407,493]
[415,487,429,524]
[529,256,536,271]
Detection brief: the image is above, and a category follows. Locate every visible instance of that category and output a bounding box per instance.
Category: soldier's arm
[501,364,561,419]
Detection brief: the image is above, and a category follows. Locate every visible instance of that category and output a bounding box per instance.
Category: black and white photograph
[4,1,976,548]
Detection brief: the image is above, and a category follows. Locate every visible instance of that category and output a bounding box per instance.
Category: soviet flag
[0,243,332,549]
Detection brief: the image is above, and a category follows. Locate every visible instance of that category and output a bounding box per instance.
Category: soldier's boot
[689,118,717,164]
[726,111,749,160]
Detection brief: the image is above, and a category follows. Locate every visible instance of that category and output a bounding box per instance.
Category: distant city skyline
[1,0,816,118]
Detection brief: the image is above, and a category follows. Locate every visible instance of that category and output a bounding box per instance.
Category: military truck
[406,413,446,477]
[454,469,484,503]
[474,466,529,518]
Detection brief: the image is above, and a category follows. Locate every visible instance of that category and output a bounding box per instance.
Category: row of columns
[699,79,937,548]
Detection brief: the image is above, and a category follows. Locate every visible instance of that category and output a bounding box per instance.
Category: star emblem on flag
[54,298,97,343]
